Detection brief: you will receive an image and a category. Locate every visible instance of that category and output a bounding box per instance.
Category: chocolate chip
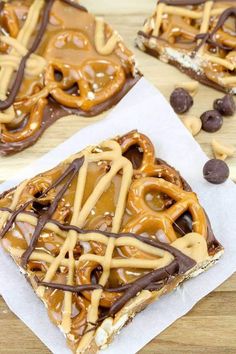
[170,88,193,114]
[213,94,236,116]
[200,110,223,132]
[203,159,229,184]
[123,144,143,169]
[174,212,192,236]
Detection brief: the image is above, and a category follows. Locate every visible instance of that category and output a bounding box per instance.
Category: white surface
[0,78,236,354]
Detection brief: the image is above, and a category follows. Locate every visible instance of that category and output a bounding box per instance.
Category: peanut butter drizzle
[0,132,220,352]
[0,0,140,154]
[138,1,236,92]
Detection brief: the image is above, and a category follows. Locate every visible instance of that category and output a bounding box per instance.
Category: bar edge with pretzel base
[136,0,236,93]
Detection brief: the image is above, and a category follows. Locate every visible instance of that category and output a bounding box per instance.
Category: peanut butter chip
[181,115,202,136]
[211,138,235,161]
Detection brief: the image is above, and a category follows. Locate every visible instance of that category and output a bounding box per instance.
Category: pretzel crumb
[181,115,202,136]
[211,138,235,160]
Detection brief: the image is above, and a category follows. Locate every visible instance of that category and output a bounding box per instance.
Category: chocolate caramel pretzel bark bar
[0,131,223,353]
[137,0,236,93]
[0,0,140,155]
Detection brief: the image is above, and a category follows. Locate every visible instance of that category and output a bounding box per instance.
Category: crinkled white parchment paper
[0,78,236,354]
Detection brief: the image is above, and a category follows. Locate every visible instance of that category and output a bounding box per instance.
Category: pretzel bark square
[0,131,223,353]
[0,0,140,155]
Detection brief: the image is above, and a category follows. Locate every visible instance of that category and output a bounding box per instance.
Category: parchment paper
[0,78,236,354]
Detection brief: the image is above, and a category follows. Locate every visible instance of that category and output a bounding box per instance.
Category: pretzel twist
[123,177,207,241]
[118,131,183,187]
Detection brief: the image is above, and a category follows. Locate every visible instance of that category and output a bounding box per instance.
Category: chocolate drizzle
[0,0,54,110]
[38,281,103,293]
[61,0,88,12]
[193,7,236,54]
[0,201,32,239]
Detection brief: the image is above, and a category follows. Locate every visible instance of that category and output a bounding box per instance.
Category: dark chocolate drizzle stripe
[20,157,84,268]
[38,279,165,293]
[38,282,103,292]
[193,7,236,54]
[0,0,54,110]
[0,207,13,213]
[61,0,88,12]
[0,1,4,14]
[195,33,232,52]
[0,201,32,240]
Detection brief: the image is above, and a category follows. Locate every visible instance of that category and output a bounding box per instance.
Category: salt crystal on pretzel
[0,131,223,353]
[137,0,236,93]
[0,0,140,155]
